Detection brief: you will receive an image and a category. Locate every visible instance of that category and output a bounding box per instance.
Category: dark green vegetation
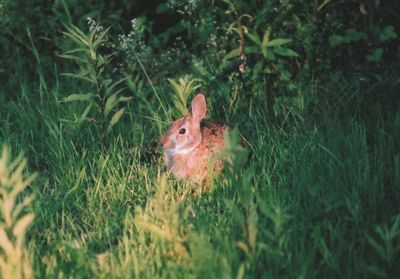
[1,0,399,278]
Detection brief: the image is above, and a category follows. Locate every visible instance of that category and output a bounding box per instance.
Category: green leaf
[93,26,111,49]
[344,28,367,42]
[265,50,276,60]
[61,93,94,103]
[223,48,240,61]
[265,38,292,47]
[104,93,132,118]
[78,103,92,124]
[236,263,246,279]
[119,96,133,103]
[156,3,168,13]
[273,47,299,57]
[104,78,127,97]
[62,31,86,48]
[379,25,397,43]
[366,48,384,63]
[63,25,89,47]
[367,235,386,260]
[63,48,87,55]
[107,107,125,133]
[69,24,89,41]
[59,54,87,64]
[261,47,268,58]
[104,93,119,118]
[246,46,260,55]
[62,71,96,84]
[222,0,235,12]
[229,26,242,37]
[328,35,344,47]
[246,32,261,46]
[261,29,271,48]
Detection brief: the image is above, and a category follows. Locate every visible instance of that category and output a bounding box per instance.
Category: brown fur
[160,94,229,185]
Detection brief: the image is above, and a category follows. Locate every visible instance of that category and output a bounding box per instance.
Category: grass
[1,51,400,279]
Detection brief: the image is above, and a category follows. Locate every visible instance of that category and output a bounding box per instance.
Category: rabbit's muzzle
[160,134,175,149]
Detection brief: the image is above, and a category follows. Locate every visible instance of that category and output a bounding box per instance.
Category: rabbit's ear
[191,94,207,121]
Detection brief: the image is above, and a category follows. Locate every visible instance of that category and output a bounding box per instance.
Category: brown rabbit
[160,94,229,185]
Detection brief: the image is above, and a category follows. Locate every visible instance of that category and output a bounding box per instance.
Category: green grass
[1,58,400,278]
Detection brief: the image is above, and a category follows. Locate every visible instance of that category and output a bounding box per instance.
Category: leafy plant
[60,21,132,136]
[220,1,302,119]
[224,27,299,69]
[366,215,400,276]
[222,0,253,73]
[0,146,35,279]
[168,75,202,115]
[134,174,191,259]
[219,129,258,275]
[247,29,299,62]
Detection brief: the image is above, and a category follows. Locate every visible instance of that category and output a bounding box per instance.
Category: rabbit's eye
[179,128,186,135]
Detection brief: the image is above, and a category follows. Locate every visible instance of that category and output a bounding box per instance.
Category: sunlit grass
[1,65,399,278]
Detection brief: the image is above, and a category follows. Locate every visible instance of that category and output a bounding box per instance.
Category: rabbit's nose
[161,137,175,149]
[160,135,171,148]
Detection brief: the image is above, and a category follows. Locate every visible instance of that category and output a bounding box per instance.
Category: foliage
[0,0,399,278]
[60,22,132,136]
[168,75,202,116]
[0,147,35,279]
[366,215,400,277]
[134,174,191,259]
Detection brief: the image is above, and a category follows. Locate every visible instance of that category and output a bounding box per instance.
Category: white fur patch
[164,145,196,156]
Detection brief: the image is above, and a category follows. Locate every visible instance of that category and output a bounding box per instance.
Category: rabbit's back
[201,122,229,148]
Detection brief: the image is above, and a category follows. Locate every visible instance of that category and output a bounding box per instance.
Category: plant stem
[132,49,168,118]
[93,59,107,138]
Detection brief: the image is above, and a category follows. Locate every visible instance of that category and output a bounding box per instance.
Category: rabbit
[160,93,229,185]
